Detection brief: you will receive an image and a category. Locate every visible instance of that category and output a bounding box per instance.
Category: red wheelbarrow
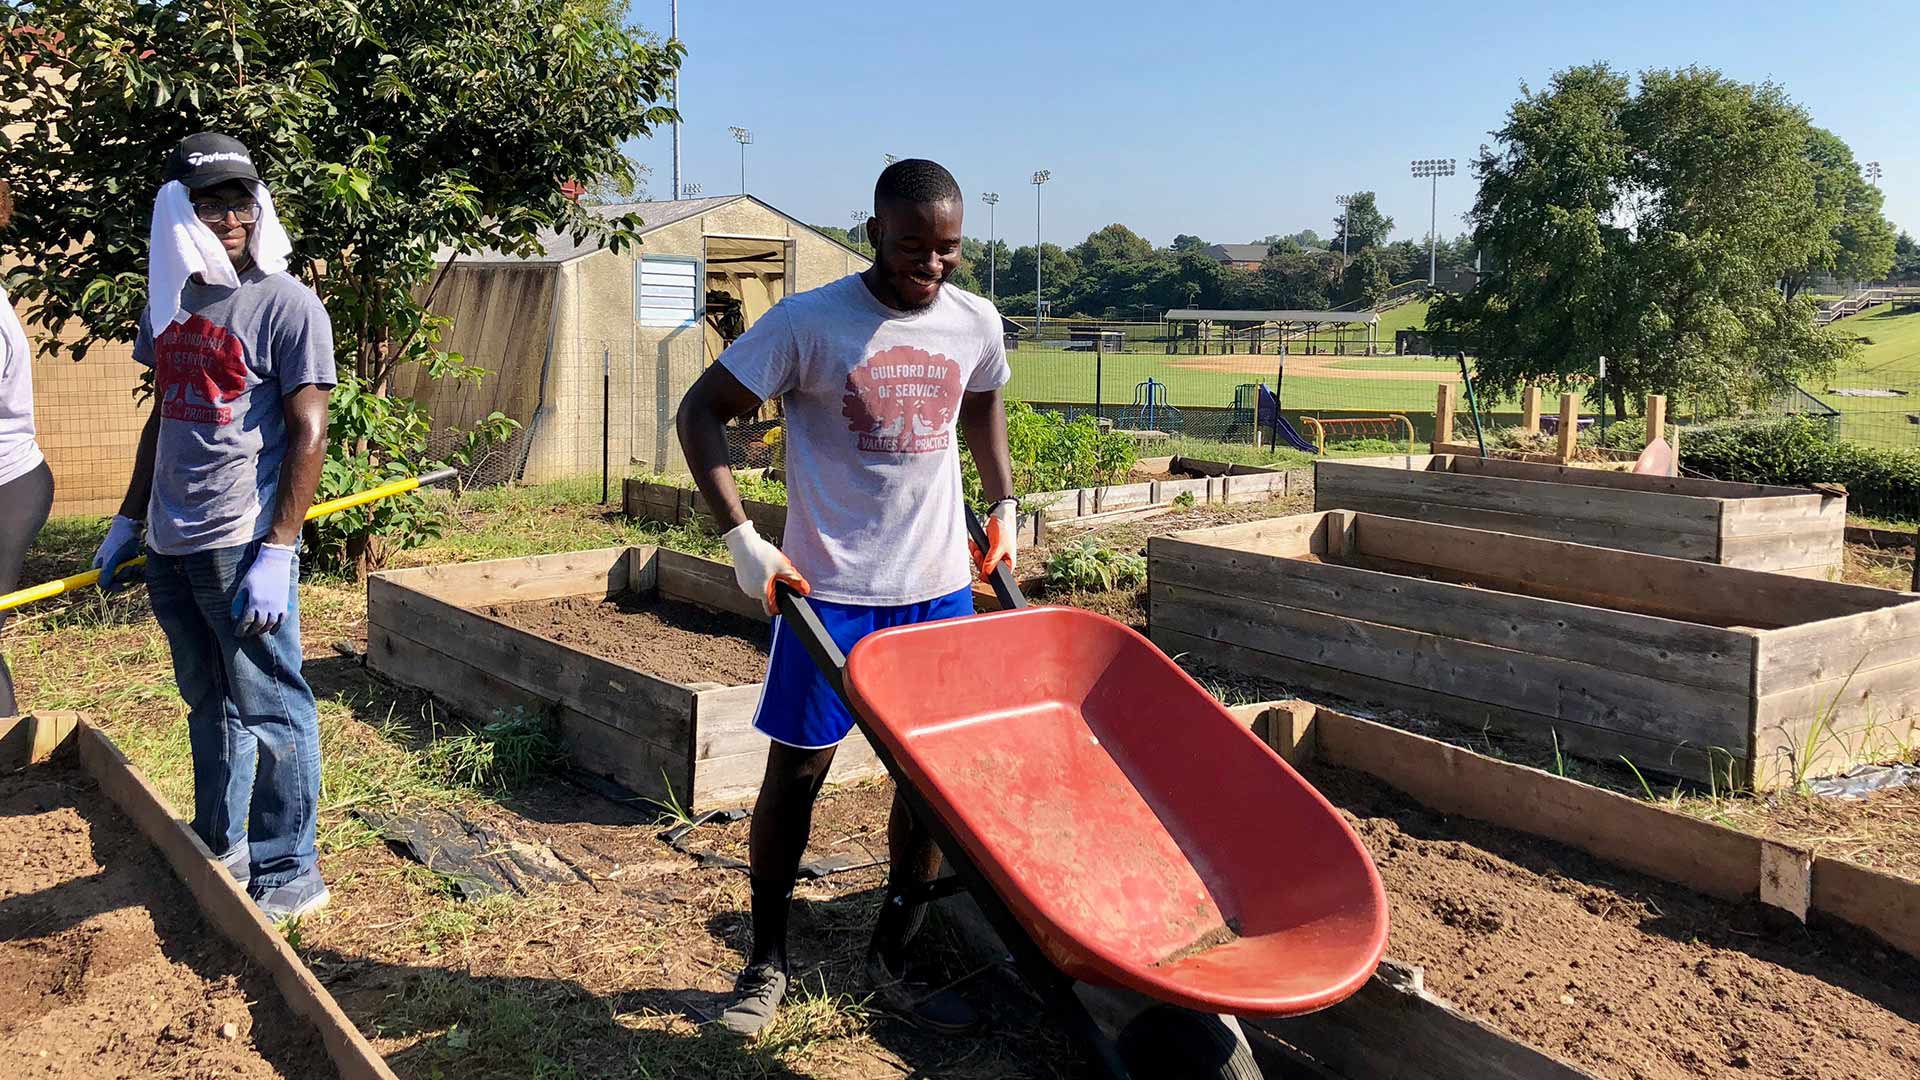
[774,512,1388,1079]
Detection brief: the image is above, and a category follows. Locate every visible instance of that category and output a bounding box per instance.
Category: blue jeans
[146,540,320,891]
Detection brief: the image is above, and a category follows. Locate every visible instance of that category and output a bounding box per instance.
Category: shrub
[964,403,1137,504]
[1043,539,1147,593]
[1679,417,1920,522]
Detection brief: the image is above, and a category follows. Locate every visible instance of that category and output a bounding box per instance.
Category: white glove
[970,499,1018,577]
[724,521,809,615]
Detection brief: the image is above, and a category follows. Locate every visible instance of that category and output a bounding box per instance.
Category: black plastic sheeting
[357,805,587,900]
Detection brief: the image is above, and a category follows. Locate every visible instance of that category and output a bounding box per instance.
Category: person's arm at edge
[266,384,328,546]
[958,387,1013,506]
[675,364,763,533]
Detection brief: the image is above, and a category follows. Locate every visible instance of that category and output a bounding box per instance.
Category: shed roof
[1164,309,1380,324]
[1203,243,1270,263]
[438,194,868,265]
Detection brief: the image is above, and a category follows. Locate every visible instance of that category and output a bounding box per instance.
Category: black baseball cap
[163,132,261,191]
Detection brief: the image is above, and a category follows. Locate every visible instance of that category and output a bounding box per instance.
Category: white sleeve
[718,304,800,402]
[968,309,1011,392]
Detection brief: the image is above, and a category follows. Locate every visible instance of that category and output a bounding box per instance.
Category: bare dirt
[484,592,770,686]
[1308,763,1920,1080]
[0,762,336,1079]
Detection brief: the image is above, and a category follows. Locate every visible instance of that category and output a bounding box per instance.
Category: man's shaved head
[874,159,961,212]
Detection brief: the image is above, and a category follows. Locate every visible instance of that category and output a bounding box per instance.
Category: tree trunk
[1610,383,1628,424]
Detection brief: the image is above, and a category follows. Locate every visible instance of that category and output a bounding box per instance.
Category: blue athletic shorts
[753,586,976,749]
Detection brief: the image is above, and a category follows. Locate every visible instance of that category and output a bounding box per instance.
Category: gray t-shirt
[721,275,1011,605]
[134,268,336,555]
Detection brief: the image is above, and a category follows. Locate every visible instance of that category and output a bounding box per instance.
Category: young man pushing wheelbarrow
[676,157,1017,1036]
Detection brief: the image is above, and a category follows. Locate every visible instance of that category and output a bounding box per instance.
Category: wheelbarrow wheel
[1115,1004,1262,1080]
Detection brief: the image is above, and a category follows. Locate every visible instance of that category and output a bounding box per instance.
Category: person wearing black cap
[94,132,337,922]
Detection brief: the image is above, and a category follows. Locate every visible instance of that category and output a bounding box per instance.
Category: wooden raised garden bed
[622,476,790,541]
[1147,511,1920,788]
[1317,454,1845,577]
[0,713,394,1080]
[367,547,887,810]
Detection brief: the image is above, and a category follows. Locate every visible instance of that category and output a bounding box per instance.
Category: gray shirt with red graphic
[720,274,1010,606]
[134,268,336,556]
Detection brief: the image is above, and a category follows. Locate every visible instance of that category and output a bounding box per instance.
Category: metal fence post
[1094,334,1103,421]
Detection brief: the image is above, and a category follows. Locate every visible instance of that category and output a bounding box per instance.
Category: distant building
[1202,244,1269,271]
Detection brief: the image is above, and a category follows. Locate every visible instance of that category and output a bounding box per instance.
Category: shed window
[636,255,703,328]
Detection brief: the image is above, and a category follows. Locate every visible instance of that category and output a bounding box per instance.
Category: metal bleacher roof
[1163,309,1381,324]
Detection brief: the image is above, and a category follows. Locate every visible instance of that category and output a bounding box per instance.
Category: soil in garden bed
[0,763,336,1079]
[1306,762,1920,1080]
[484,593,769,686]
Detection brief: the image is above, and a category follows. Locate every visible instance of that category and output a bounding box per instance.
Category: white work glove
[92,514,145,594]
[970,499,1018,578]
[724,521,809,616]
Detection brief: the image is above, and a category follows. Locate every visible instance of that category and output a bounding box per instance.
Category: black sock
[749,877,791,973]
[869,883,930,972]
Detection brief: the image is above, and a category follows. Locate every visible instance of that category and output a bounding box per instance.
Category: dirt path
[0,763,336,1079]
[485,593,770,686]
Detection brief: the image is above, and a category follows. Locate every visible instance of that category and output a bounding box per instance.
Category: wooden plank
[1308,709,1764,903]
[1556,393,1577,462]
[1717,492,1848,537]
[1451,454,1806,500]
[1154,512,1332,561]
[628,545,659,593]
[1749,659,1920,791]
[1811,857,1920,962]
[1220,471,1285,503]
[372,547,630,608]
[1521,385,1542,434]
[1351,514,1892,628]
[1315,460,1723,536]
[1754,600,1920,688]
[691,730,887,808]
[1433,383,1456,452]
[1150,547,1754,695]
[0,711,78,767]
[1150,583,1750,748]
[1092,480,1154,512]
[1716,531,1845,574]
[370,579,698,746]
[1252,959,1600,1080]
[74,724,399,1080]
[1024,488,1084,520]
[657,548,770,624]
[1157,476,1209,505]
[1645,394,1665,444]
[1310,490,1718,561]
[1147,627,1724,781]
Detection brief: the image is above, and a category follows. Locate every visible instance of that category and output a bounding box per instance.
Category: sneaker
[217,842,250,891]
[251,868,331,923]
[718,962,788,1038]
[864,952,978,1034]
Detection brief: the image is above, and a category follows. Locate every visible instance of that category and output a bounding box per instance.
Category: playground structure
[1298,414,1415,455]
[1111,377,1183,434]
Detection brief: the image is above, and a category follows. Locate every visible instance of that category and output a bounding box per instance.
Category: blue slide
[1258,384,1319,452]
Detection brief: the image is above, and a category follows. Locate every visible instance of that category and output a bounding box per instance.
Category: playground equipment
[1113,378,1182,433]
[1297,415,1415,456]
[772,510,1389,1078]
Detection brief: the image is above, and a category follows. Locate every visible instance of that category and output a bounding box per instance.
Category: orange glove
[724,521,810,615]
[969,500,1018,579]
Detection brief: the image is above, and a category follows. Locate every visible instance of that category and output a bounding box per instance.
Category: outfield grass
[1819,304,1920,451]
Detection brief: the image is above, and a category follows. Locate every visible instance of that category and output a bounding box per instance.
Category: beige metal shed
[408,195,870,483]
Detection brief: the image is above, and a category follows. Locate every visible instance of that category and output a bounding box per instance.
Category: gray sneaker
[251,868,331,923]
[217,841,250,891]
[718,963,788,1038]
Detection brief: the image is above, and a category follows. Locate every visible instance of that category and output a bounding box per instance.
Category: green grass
[1821,304,1920,452]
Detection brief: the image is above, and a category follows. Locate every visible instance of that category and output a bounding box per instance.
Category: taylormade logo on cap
[187,151,252,167]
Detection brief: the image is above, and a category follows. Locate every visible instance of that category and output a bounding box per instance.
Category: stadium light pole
[1334,194,1353,260]
[850,208,867,248]
[681,182,703,198]
[1032,170,1051,328]
[669,0,680,201]
[1410,158,1456,286]
[1865,161,1882,187]
[981,192,1000,299]
[883,153,899,166]
[728,126,753,193]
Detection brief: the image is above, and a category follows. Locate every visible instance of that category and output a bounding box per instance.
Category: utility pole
[670,0,680,201]
[1411,158,1456,286]
[1032,170,1051,328]
[981,192,1000,299]
[728,127,752,194]
[1335,194,1352,260]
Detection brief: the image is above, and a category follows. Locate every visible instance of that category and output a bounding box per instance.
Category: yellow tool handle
[0,467,458,614]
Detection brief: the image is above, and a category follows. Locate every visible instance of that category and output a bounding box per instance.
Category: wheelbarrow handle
[773,582,848,701]
[966,504,1028,612]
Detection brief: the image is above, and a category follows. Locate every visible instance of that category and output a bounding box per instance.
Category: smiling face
[191,179,258,269]
[865,196,964,311]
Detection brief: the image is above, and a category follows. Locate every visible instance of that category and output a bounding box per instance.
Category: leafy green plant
[1172,490,1197,509]
[1043,539,1146,593]
[424,710,561,791]
[964,402,1137,504]
[1681,416,1920,522]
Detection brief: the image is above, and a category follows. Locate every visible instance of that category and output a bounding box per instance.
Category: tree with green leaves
[1,0,679,574]
[1002,243,1081,314]
[1330,192,1393,253]
[1169,233,1209,254]
[1428,64,1864,420]
[1341,248,1391,307]
[1782,128,1896,298]
[1070,223,1152,267]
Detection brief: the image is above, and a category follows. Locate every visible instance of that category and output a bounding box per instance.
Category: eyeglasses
[192,201,261,225]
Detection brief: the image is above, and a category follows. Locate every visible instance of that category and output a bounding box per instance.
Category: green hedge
[1678,417,1920,522]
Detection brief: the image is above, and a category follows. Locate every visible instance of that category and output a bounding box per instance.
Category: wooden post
[1521,385,1542,435]
[1434,383,1456,453]
[1646,394,1667,445]
[1557,393,1578,463]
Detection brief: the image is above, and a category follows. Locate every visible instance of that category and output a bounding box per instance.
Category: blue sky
[630,0,1915,250]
